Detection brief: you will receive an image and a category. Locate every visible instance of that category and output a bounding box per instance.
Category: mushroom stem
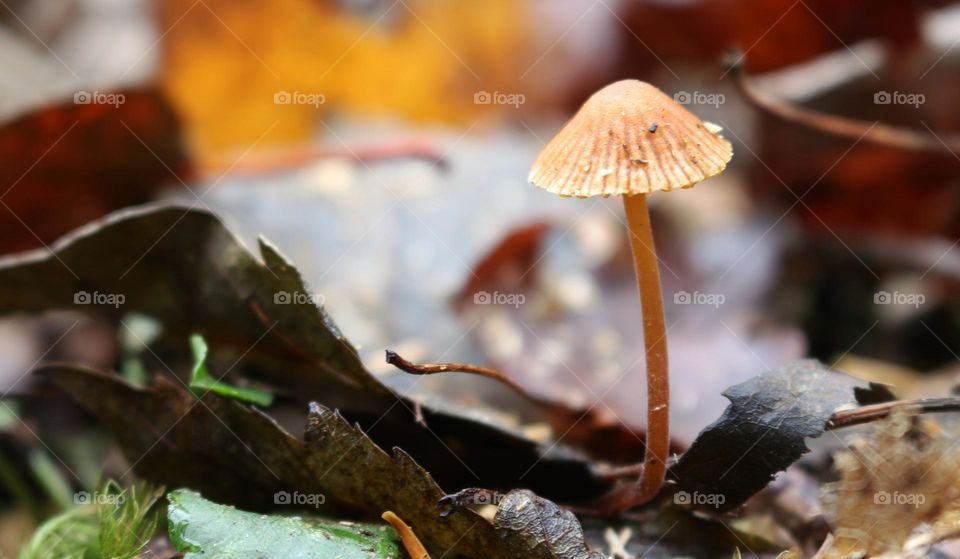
[622,193,669,507]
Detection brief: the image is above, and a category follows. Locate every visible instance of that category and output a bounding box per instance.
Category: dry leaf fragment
[819,412,960,558]
[670,360,892,513]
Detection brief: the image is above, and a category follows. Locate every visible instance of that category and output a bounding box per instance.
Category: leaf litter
[39,364,604,558]
[7,203,959,557]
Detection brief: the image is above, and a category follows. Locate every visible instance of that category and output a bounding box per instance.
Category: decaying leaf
[670,360,893,513]
[40,365,605,558]
[492,489,605,559]
[818,413,960,558]
[167,489,401,558]
[0,204,382,395]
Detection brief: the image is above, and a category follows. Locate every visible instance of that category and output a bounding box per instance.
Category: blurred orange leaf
[158,0,528,155]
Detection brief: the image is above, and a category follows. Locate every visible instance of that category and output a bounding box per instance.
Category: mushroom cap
[529,80,733,198]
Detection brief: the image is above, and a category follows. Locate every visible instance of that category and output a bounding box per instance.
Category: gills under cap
[529,80,733,198]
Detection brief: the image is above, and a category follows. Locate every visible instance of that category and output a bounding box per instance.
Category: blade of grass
[189,334,273,407]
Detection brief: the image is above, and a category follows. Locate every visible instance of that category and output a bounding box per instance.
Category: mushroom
[528,80,732,509]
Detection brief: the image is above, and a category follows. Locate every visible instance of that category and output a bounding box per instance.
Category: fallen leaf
[819,412,960,557]
[492,489,605,559]
[0,204,385,395]
[40,365,605,558]
[0,89,189,255]
[670,360,893,512]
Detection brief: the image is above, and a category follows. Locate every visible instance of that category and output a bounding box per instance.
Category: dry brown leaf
[820,412,960,557]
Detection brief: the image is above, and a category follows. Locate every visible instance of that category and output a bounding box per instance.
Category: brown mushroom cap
[529,80,733,198]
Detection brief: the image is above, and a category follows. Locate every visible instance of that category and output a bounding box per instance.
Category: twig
[827,397,960,429]
[726,52,960,154]
[385,350,546,406]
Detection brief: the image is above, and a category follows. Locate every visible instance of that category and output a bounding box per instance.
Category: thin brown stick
[728,55,960,154]
[623,194,670,508]
[827,397,960,429]
[385,350,541,403]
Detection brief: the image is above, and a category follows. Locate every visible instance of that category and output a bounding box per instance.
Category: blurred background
[2,0,960,553]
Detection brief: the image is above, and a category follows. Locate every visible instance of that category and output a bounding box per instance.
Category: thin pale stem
[622,194,669,507]
[827,397,960,429]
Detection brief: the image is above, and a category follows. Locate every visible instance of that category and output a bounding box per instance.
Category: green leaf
[189,334,273,407]
[167,489,401,558]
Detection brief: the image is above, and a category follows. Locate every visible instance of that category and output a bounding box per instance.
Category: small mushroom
[528,80,732,510]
